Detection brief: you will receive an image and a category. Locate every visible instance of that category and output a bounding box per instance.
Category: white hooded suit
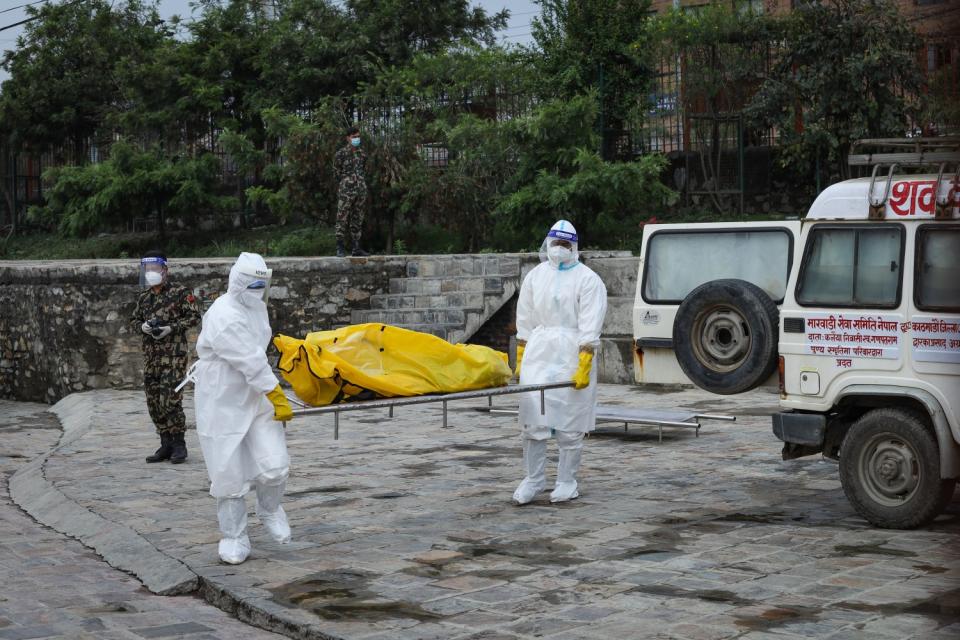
[517,233,608,431]
[193,252,290,563]
[514,221,608,504]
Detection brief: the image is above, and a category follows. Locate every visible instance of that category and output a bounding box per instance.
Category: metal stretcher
[485,405,735,442]
[288,382,735,441]
[287,381,576,439]
[593,406,735,442]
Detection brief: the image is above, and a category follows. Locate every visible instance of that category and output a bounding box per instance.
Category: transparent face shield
[235,263,273,305]
[245,277,272,304]
[139,257,167,289]
[538,231,579,269]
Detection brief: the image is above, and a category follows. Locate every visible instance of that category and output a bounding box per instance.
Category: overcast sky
[0,0,539,81]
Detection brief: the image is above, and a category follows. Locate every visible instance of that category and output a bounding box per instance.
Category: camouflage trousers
[336,189,367,245]
[143,353,188,436]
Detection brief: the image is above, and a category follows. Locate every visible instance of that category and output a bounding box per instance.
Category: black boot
[351,241,368,257]
[336,240,346,258]
[146,433,173,463]
[170,433,188,464]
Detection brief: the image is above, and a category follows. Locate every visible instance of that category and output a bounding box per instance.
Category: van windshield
[643,229,792,303]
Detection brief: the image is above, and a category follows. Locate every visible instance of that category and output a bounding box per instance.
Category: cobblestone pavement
[0,400,285,640]
[5,383,960,640]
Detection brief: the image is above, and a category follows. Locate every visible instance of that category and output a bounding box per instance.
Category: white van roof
[806,174,959,221]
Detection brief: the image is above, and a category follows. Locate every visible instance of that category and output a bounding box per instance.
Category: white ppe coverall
[514,220,608,504]
[193,252,291,564]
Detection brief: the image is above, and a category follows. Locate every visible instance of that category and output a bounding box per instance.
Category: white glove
[151,325,173,340]
[141,321,154,336]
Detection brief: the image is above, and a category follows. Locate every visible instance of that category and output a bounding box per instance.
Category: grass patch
[0,225,337,260]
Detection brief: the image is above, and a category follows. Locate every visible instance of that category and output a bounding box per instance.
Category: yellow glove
[266,384,293,422]
[514,344,525,378]
[572,351,593,390]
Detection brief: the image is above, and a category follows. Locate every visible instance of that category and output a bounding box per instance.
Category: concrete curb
[8,393,199,596]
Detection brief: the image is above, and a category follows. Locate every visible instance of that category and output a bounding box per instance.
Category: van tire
[840,408,955,529]
[672,279,779,395]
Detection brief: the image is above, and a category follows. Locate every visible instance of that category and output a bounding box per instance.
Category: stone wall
[0,254,642,403]
[469,294,518,354]
[0,257,408,403]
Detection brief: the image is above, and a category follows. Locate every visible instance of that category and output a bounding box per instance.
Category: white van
[634,161,960,528]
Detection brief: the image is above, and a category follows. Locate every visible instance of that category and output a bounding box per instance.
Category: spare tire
[672,279,779,395]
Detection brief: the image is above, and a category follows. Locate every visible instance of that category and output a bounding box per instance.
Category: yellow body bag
[273,323,512,407]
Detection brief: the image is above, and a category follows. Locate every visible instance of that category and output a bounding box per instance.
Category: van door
[779,223,906,408]
[909,223,960,442]
[633,221,801,384]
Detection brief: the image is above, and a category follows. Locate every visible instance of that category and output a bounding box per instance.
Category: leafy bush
[30,141,237,237]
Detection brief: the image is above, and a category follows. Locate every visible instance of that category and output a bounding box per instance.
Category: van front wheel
[840,408,956,529]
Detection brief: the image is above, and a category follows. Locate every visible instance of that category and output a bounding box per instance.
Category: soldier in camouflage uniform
[130,250,202,464]
[333,126,369,257]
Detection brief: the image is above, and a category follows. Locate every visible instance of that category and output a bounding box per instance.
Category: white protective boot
[550,431,584,503]
[513,432,548,505]
[217,497,251,564]
[255,478,291,544]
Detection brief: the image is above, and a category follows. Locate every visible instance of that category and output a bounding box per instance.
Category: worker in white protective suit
[192,252,295,564]
[513,220,608,504]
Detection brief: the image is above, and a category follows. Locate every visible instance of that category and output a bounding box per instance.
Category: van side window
[796,226,903,308]
[643,229,792,303]
[915,226,960,312]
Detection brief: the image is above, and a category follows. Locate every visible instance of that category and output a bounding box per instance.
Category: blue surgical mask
[350,137,361,147]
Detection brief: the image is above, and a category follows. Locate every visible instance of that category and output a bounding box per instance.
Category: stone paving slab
[9,384,960,640]
[0,400,285,639]
[8,394,197,595]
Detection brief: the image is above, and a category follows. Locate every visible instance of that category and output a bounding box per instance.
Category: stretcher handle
[286,381,575,419]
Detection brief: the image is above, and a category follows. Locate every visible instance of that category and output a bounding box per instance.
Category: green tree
[109,20,196,147]
[259,0,370,108]
[179,0,273,140]
[384,87,674,251]
[361,44,537,102]
[0,0,169,158]
[400,112,517,252]
[746,0,923,179]
[494,93,675,249]
[645,5,782,130]
[242,102,353,224]
[531,0,654,159]
[179,0,367,217]
[346,0,508,69]
[921,63,960,136]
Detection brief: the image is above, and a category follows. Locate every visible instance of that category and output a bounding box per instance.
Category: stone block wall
[0,253,642,403]
[0,257,407,403]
